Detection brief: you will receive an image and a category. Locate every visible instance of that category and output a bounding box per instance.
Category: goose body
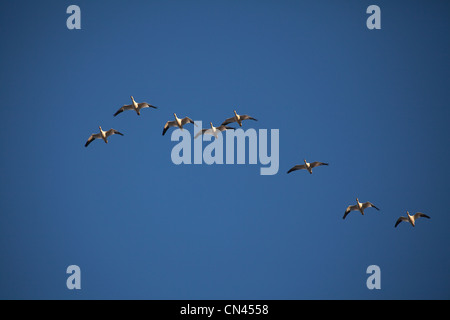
[343,198,380,219]
[162,113,197,135]
[395,211,430,228]
[194,122,234,139]
[222,110,257,127]
[113,96,157,116]
[287,159,328,174]
[85,126,124,147]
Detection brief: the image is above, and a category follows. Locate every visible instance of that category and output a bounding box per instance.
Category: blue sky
[0,0,449,299]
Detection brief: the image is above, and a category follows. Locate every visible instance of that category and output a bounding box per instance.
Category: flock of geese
[85,96,431,229]
[286,161,430,227]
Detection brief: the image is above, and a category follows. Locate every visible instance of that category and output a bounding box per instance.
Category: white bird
[85,126,124,147]
[222,110,257,127]
[287,159,328,174]
[194,122,235,139]
[343,198,380,219]
[162,113,197,136]
[113,96,157,116]
[395,211,430,228]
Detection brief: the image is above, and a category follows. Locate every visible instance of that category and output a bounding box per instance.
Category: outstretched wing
[113,104,134,117]
[362,202,379,210]
[162,121,177,135]
[287,165,306,174]
[395,217,408,228]
[106,129,124,137]
[181,117,197,126]
[240,115,257,121]
[343,205,358,219]
[138,102,158,110]
[414,212,430,220]
[85,133,101,147]
[221,117,236,126]
[217,125,235,132]
[310,162,329,168]
[194,129,210,139]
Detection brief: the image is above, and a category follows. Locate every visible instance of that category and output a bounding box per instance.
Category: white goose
[162,113,197,136]
[395,211,430,228]
[222,110,257,127]
[85,126,124,147]
[343,198,380,219]
[194,122,235,139]
[113,96,157,116]
[287,159,328,174]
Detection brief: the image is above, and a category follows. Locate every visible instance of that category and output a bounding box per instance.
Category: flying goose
[287,159,329,174]
[113,96,157,116]
[221,110,257,127]
[85,126,124,147]
[395,211,430,228]
[162,113,197,136]
[343,198,380,219]
[194,122,235,139]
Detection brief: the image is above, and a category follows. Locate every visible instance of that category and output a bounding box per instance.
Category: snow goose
[287,159,328,174]
[395,211,430,228]
[85,126,124,147]
[113,96,157,116]
[343,198,380,219]
[194,122,235,139]
[162,113,197,136]
[221,110,257,127]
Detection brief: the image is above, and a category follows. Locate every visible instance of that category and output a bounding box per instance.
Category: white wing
[181,117,196,126]
[162,121,177,135]
[138,102,157,110]
[287,165,306,173]
[414,212,430,220]
[362,202,379,210]
[221,116,237,126]
[113,104,134,116]
[85,133,101,147]
[106,129,123,137]
[395,216,408,227]
[343,205,359,219]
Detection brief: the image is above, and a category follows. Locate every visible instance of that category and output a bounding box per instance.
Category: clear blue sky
[0,0,449,299]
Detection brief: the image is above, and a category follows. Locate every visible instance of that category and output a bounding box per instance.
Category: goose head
[356,197,359,203]
[233,110,238,116]
[173,113,178,119]
[210,122,214,129]
[98,126,102,131]
[303,159,307,165]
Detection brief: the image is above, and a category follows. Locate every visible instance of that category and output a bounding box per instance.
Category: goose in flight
[287,159,328,174]
[343,198,380,219]
[85,126,124,147]
[395,211,430,228]
[222,110,257,127]
[162,113,197,136]
[113,96,157,116]
[194,122,235,139]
